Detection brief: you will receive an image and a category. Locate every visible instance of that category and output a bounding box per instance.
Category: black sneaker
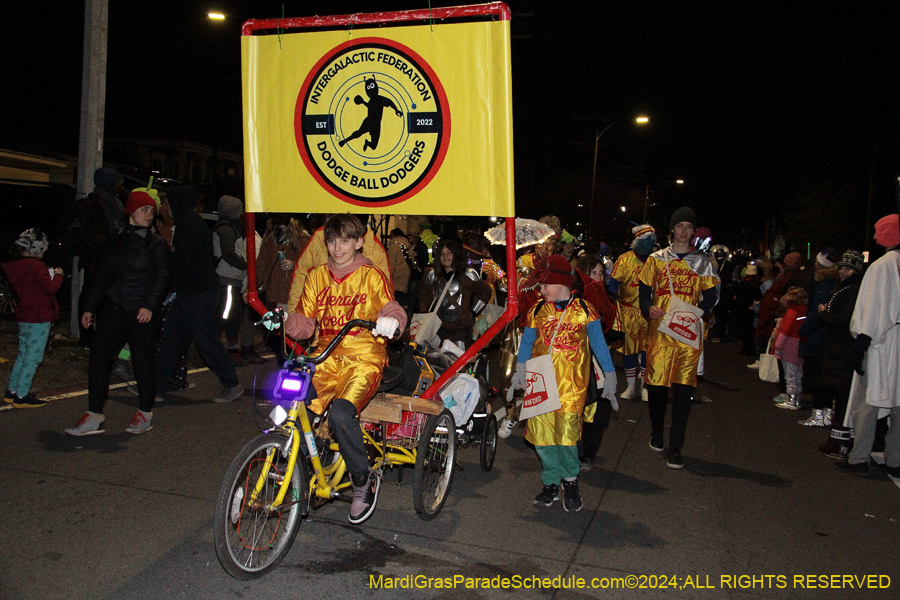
[834,460,870,477]
[649,436,665,452]
[561,479,583,512]
[883,464,900,479]
[4,390,18,404]
[666,449,684,469]
[533,484,559,506]
[13,394,47,409]
[349,469,380,524]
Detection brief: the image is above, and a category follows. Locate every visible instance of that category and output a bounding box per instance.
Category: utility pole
[864,143,877,254]
[71,0,108,338]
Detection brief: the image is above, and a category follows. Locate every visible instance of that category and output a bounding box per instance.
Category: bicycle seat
[378,366,404,392]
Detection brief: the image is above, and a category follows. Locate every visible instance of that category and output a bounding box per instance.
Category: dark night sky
[5,1,900,249]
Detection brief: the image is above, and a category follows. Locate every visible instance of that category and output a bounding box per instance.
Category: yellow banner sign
[241,20,514,216]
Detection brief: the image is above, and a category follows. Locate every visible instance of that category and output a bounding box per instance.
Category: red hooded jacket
[2,258,63,323]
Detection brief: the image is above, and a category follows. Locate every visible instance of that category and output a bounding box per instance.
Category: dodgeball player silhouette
[338,77,402,151]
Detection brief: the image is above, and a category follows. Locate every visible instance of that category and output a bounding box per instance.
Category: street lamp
[643,178,684,223]
[208,12,226,20]
[589,116,649,237]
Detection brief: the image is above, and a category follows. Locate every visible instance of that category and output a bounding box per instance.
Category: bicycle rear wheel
[413,409,457,520]
[214,432,308,579]
[480,413,498,472]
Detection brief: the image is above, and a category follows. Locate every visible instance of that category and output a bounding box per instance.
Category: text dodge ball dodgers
[295,38,450,207]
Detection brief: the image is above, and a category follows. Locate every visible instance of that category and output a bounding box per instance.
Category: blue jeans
[7,322,51,396]
[155,288,239,391]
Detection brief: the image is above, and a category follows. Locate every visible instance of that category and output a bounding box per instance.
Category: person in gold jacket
[286,222,389,314]
[639,206,719,469]
[512,255,617,512]
[278,214,407,525]
[609,224,656,401]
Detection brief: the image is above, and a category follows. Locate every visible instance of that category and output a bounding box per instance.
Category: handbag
[481,302,505,328]
[520,306,568,420]
[409,275,453,345]
[656,251,706,350]
[758,338,780,383]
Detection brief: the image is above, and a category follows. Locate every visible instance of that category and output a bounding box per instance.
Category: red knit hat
[125,190,157,215]
[536,254,575,286]
[874,214,900,249]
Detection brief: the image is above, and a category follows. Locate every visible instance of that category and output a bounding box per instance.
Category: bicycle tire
[214,432,308,580]
[412,409,457,520]
[479,413,498,472]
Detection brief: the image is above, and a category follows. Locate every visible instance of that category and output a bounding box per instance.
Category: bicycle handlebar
[258,309,400,367]
[302,319,377,366]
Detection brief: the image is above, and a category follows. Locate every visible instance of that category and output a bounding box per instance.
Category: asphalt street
[1,340,898,600]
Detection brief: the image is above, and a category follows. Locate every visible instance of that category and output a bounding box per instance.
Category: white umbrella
[484,218,555,249]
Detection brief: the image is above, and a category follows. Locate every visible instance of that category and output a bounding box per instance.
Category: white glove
[260,311,281,330]
[510,362,527,391]
[601,370,618,401]
[373,316,400,338]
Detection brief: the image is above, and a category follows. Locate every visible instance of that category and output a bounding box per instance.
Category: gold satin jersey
[611,251,650,355]
[298,263,395,358]
[639,249,719,387]
[525,300,599,415]
[297,263,396,412]
[523,300,600,447]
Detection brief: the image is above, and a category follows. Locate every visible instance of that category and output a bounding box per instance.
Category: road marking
[38,351,279,403]
[42,367,211,401]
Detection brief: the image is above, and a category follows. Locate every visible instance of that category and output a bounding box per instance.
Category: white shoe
[641,387,649,402]
[65,412,106,436]
[125,410,153,434]
[747,360,760,370]
[772,393,789,403]
[497,418,518,439]
[620,385,636,400]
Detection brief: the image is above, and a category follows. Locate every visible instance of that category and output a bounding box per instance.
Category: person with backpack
[2,229,64,408]
[212,195,264,365]
[152,186,243,405]
[61,168,126,346]
[387,228,416,309]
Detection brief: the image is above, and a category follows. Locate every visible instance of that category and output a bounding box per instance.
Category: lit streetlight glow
[208,12,226,20]
[676,179,684,184]
[620,206,626,212]
[635,116,650,124]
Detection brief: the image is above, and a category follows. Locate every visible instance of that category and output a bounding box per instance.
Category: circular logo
[295,38,450,207]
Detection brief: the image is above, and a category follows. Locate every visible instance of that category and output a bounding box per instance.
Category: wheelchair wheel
[480,413,498,472]
[214,433,308,580]
[412,409,456,520]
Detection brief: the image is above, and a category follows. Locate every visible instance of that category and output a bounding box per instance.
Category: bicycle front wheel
[214,432,308,580]
[413,409,457,520]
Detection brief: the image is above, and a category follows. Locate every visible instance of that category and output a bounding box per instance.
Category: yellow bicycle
[213,319,456,579]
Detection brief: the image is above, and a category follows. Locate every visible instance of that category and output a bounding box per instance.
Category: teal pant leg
[536,445,581,486]
[8,322,51,396]
[535,445,562,485]
[557,445,581,480]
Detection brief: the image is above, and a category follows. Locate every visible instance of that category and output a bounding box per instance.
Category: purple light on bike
[280,378,303,392]
[273,368,311,400]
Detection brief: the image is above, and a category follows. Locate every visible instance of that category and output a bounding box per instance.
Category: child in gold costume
[512,255,617,512]
[609,224,656,401]
[280,214,407,524]
[639,207,719,469]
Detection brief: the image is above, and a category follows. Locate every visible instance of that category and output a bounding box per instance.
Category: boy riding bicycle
[277,214,407,524]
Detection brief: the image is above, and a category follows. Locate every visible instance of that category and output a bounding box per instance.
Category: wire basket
[384,411,427,448]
